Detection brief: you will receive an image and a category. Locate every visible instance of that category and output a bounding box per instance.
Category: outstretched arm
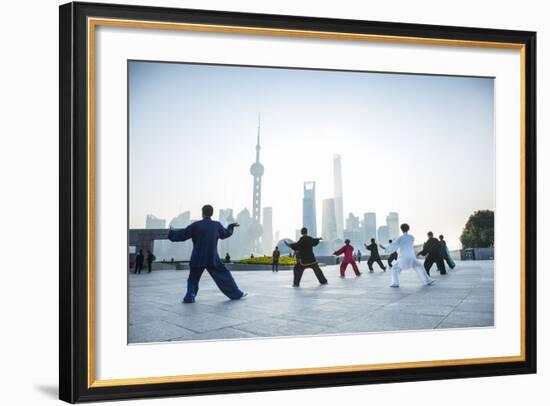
[168,225,192,242]
[312,237,322,247]
[285,239,300,250]
[333,246,345,256]
[384,238,400,254]
[219,222,239,240]
[417,243,427,257]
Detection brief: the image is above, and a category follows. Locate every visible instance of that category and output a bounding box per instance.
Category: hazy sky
[129,61,495,249]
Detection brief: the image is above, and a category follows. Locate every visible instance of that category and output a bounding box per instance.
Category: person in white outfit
[380,223,435,288]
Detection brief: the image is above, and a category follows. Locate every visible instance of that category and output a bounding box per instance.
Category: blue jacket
[168,218,235,268]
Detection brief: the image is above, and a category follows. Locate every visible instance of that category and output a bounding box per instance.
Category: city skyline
[129,61,495,250]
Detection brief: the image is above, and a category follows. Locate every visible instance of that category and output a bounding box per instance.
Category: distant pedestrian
[333,239,362,277]
[365,238,387,272]
[439,235,456,269]
[387,240,398,268]
[285,227,328,287]
[146,250,156,273]
[357,249,362,263]
[272,246,281,272]
[134,249,144,274]
[224,252,231,263]
[168,204,247,303]
[418,231,446,275]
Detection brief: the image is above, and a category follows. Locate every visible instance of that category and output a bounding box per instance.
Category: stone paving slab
[128,260,494,344]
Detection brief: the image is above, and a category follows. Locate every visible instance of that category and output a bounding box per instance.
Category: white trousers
[390,261,434,286]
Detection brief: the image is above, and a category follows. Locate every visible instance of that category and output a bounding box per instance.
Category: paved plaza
[128,260,494,344]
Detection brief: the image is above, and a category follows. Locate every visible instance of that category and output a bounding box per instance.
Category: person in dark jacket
[439,234,456,269]
[417,231,446,275]
[134,249,144,274]
[365,238,387,272]
[284,227,328,287]
[146,250,156,273]
[387,240,398,268]
[272,246,281,272]
[168,204,247,303]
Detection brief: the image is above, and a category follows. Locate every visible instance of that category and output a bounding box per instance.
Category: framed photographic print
[59,1,537,403]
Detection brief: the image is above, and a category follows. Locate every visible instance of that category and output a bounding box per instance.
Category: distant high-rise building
[218,208,234,226]
[345,212,360,232]
[386,212,400,240]
[322,198,337,241]
[166,211,191,261]
[363,212,377,241]
[333,154,344,239]
[262,207,273,254]
[145,214,165,229]
[170,211,190,228]
[302,181,317,237]
[377,225,390,245]
[344,212,361,245]
[220,211,236,259]
[234,208,254,259]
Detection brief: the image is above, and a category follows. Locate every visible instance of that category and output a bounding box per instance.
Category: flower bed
[236,256,296,265]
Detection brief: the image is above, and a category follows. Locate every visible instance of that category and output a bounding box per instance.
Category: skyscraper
[386,212,400,240]
[322,198,337,241]
[145,214,165,229]
[345,212,360,232]
[218,208,234,226]
[377,225,389,245]
[262,207,273,254]
[302,181,317,236]
[170,211,191,228]
[344,212,361,245]
[363,212,377,241]
[333,154,344,239]
[167,211,191,261]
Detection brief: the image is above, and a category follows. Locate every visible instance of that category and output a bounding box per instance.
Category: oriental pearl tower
[250,115,264,226]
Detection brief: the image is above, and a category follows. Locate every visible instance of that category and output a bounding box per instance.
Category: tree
[460,210,494,248]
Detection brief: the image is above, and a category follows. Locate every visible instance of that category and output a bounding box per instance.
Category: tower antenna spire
[255,113,261,163]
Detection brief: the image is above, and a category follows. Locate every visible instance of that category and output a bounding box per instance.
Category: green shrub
[236,256,296,265]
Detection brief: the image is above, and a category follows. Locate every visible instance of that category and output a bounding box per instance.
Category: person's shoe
[182,298,195,304]
[240,292,249,300]
[426,280,435,286]
[389,284,399,288]
[356,272,362,276]
[369,270,374,273]
[340,275,345,278]
[292,284,300,288]
[320,281,328,285]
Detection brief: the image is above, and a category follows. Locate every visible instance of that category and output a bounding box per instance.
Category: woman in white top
[381,223,435,288]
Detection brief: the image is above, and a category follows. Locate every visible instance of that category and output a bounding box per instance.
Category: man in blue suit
[168,204,247,303]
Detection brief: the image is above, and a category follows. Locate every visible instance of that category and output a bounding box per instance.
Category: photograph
[127,61,496,344]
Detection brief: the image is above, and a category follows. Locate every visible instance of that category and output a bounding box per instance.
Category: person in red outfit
[333,239,362,277]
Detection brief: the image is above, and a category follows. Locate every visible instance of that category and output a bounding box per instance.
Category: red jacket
[334,245,355,261]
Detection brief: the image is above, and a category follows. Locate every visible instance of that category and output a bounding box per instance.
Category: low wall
[460,247,494,260]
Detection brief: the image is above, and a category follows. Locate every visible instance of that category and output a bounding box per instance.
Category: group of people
[133,249,156,274]
[166,204,456,303]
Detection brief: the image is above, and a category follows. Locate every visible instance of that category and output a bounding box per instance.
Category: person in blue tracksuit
[168,204,247,303]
